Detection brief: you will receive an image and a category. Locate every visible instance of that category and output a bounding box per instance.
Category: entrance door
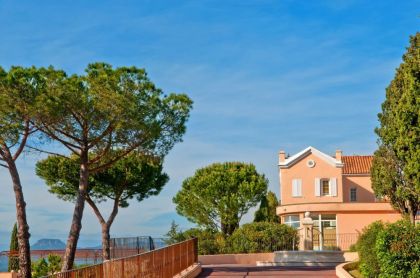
[312,227,321,250]
[311,214,337,250]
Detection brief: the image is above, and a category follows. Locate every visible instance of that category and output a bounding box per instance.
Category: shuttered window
[292,179,302,197]
[330,178,337,197]
[315,178,337,197]
[315,178,321,196]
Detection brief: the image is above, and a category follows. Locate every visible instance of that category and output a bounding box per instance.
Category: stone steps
[256,251,346,267]
[257,261,342,267]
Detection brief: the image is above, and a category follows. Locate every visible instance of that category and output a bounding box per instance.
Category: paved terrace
[198,265,337,278]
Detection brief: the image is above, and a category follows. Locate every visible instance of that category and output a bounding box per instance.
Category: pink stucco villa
[276,146,401,250]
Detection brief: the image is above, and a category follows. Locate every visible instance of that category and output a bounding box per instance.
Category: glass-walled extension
[283,214,300,228]
[311,214,337,250]
[280,212,363,251]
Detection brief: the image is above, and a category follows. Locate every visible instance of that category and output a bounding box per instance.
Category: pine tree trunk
[85,194,119,261]
[61,152,89,271]
[8,159,31,278]
[101,224,111,260]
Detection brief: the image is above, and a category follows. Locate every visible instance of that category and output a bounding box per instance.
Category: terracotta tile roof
[342,155,373,174]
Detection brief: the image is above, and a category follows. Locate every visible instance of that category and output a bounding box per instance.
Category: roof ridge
[343,155,373,157]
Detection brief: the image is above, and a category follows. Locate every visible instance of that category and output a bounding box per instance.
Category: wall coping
[277,202,397,215]
[336,262,356,278]
[173,263,202,278]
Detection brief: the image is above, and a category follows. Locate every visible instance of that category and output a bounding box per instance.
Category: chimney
[279,151,286,163]
[335,149,342,162]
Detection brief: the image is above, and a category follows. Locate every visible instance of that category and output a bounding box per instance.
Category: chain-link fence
[110,236,167,259]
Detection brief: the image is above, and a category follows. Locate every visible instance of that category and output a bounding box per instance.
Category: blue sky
[0,0,418,250]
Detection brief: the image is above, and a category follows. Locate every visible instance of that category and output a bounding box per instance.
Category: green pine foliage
[254,191,280,223]
[164,221,186,245]
[173,162,268,236]
[31,254,62,278]
[8,223,19,272]
[372,32,420,223]
[32,258,48,278]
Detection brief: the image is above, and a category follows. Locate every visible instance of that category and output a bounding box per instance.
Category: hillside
[31,239,66,250]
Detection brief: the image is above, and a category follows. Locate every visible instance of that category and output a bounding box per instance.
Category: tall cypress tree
[254,191,280,223]
[8,223,19,272]
[371,32,420,223]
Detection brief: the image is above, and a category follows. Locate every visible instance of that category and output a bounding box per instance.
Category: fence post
[172,242,175,276]
[110,238,114,259]
[194,237,198,263]
[292,237,295,251]
[137,251,141,276]
[121,259,125,278]
[149,236,155,251]
[187,240,189,267]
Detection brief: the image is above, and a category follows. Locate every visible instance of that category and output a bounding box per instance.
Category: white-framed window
[284,214,300,228]
[321,179,330,196]
[311,214,337,228]
[315,178,337,197]
[292,179,302,197]
[350,188,357,202]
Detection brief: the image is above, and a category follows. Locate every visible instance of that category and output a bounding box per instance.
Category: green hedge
[228,222,299,253]
[166,222,298,255]
[356,220,420,278]
[376,220,420,278]
[182,228,227,255]
[356,221,386,278]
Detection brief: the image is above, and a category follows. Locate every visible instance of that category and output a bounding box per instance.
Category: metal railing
[42,238,198,278]
[313,233,358,251]
[110,236,167,259]
[225,235,301,254]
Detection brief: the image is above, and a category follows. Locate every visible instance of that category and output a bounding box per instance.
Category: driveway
[198,265,337,277]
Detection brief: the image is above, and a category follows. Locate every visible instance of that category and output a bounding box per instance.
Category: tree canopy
[173,162,268,236]
[372,33,420,223]
[36,151,169,259]
[13,63,193,270]
[36,152,168,207]
[254,191,280,223]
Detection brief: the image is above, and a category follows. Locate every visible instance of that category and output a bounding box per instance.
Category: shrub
[356,221,386,278]
[376,220,420,278]
[165,224,226,255]
[182,228,224,255]
[228,222,298,253]
[46,254,62,274]
[32,258,49,278]
[31,254,62,278]
[164,221,187,245]
[348,243,357,252]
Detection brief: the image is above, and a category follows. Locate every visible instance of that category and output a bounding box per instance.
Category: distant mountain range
[31,239,66,250]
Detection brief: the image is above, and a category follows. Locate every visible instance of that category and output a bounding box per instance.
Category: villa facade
[276,146,401,250]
